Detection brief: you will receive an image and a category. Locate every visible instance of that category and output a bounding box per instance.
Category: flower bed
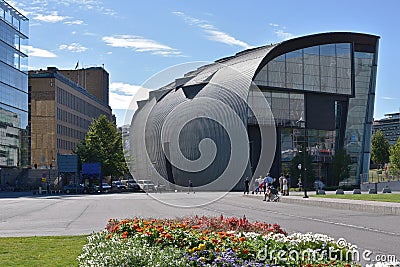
[77,215,360,267]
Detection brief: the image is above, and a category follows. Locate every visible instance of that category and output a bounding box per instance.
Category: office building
[0,0,29,168]
[28,67,112,169]
[373,113,400,145]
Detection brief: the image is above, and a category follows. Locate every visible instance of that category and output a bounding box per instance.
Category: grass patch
[0,236,87,267]
[312,193,400,203]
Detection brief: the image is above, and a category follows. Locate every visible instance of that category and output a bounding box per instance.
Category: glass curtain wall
[344,52,375,184]
[0,1,29,167]
[254,43,352,96]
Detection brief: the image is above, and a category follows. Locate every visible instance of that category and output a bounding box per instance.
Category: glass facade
[254,43,352,95]
[248,87,304,127]
[344,52,375,184]
[0,1,29,167]
[251,39,378,185]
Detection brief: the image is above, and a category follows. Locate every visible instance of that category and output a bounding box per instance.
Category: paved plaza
[0,191,399,265]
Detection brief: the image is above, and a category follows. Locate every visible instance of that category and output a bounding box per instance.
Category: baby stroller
[266,186,280,202]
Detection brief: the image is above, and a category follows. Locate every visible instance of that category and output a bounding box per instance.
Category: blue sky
[11,0,400,126]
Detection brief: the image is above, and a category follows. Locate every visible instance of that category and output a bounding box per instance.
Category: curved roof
[139,31,379,108]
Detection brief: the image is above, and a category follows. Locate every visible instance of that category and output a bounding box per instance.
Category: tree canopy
[389,137,400,175]
[329,149,350,186]
[371,130,390,166]
[74,115,128,179]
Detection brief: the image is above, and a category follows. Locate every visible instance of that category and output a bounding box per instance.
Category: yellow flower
[200,257,206,262]
[198,243,206,250]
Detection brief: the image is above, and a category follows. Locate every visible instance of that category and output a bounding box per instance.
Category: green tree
[290,152,315,189]
[329,149,350,186]
[371,130,390,166]
[74,115,128,179]
[389,137,400,175]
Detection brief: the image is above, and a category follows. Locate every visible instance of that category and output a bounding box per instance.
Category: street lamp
[296,117,309,198]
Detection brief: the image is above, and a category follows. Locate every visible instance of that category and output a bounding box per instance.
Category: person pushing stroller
[263,184,280,202]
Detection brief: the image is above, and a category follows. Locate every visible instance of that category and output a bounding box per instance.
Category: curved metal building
[129,32,379,191]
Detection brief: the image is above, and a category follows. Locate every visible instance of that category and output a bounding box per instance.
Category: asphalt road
[0,192,398,265]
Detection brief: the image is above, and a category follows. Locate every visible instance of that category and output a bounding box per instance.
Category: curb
[245,194,400,216]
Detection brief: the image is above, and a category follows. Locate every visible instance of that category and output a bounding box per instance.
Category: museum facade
[129,32,379,190]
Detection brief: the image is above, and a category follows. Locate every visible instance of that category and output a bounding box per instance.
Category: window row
[0,103,27,129]
[56,108,92,129]
[57,124,85,140]
[247,89,304,126]
[254,43,352,95]
[0,1,28,35]
[57,87,107,118]
[57,138,77,151]
[0,62,27,91]
[0,83,28,111]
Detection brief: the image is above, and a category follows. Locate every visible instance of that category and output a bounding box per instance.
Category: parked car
[63,184,86,194]
[126,180,140,191]
[94,183,112,192]
[137,180,155,192]
[112,181,127,191]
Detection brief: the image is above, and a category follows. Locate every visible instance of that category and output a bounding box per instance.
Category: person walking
[264,173,273,194]
[244,177,250,194]
[282,176,288,196]
[286,174,291,195]
[278,173,284,193]
[188,180,194,194]
[252,176,259,194]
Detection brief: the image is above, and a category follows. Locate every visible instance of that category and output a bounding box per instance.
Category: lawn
[0,236,87,267]
[312,193,400,203]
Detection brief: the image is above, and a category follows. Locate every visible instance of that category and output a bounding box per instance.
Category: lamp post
[296,117,309,198]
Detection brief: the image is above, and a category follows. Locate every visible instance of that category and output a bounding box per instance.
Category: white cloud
[64,20,84,25]
[15,0,116,17]
[59,43,88,53]
[109,82,142,110]
[34,11,69,23]
[381,96,396,100]
[173,11,252,49]
[269,23,279,27]
[102,35,183,57]
[21,45,57,58]
[274,29,294,40]
[204,29,252,48]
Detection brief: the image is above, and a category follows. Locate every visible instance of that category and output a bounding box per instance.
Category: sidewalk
[245,191,400,216]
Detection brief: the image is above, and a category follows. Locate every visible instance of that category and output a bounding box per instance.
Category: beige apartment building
[28,66,112,169]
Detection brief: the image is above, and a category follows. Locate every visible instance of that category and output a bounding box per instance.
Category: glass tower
[0,0,29,167]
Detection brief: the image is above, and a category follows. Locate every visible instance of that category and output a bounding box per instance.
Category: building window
[254,43,351,95]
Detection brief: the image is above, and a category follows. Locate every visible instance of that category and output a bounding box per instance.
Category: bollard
[353,189,361,194]
[336,189,344,194]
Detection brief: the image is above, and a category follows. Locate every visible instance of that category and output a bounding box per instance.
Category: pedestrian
[278,173,284,193]
[253,177,260,194]
[264,173,273,194]
[244,177,250,194]
[286,174,291,195]
[188,180,194,194]
[282,176,288,196]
